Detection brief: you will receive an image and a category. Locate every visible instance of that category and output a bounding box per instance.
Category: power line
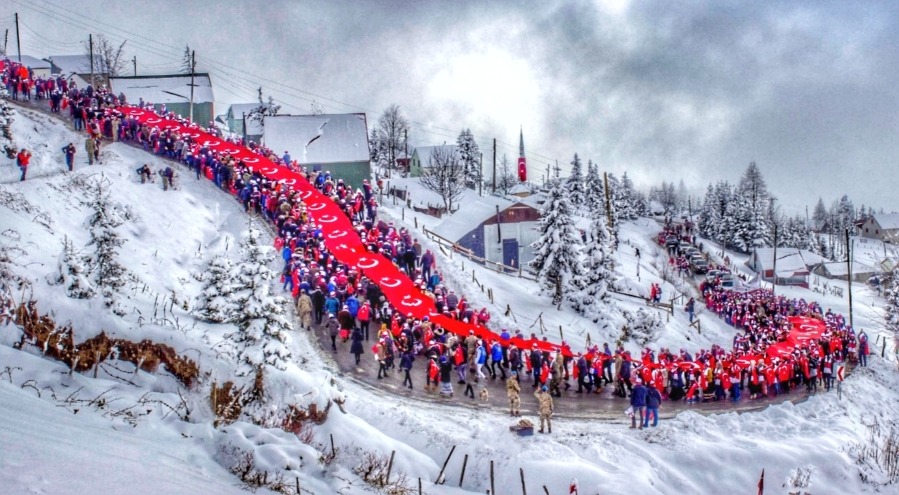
[19,0,572,171]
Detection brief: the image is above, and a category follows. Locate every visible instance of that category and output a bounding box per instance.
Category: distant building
[225,103,264,143]
[15,55,52,79]
[509,183,532,198]
[745,248,827,288]
[409,145,458,178]
[46,54,101,88]
[812,261,877,283]
[109,74,215,125]
[859,214,899,243]
[432,195,541,269]
[262,113,371,187]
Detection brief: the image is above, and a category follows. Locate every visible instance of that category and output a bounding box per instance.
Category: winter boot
[538,429,544,434]
[548,426,552,434]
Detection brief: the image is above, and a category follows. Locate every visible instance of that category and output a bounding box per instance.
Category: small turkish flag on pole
[569,478,578,494]
[757,468,764,495]
[518,157,527,182]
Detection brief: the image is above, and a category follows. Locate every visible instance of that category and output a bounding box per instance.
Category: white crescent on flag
[307,202,327,211]
[327,230,348,239]
[400,296,423,307]
[380,277,402,288]
[261,167,279,175]
[242,157,259,164]
[318,215,339,223]
[357,257,379,269]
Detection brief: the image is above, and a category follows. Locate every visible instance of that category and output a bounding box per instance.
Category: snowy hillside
[2,102,899,495]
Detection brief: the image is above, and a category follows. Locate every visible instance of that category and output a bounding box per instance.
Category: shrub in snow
[81,177,129,315]
[0,88,16,158]
[196,255,236,323]
[622,307,663,346]
[49,236,96,299]
[227,226,293,377]
[530,179,585,304]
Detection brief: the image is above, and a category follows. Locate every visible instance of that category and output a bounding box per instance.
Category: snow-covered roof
[109,74,215,104]
[46,55,93,74]
[749,248,827,276]
[262,114,370,165]
[509,183,531,195]
[432,195,526,241]
[820,261,876,277]
[873,213,899,230]
[413,145,458,166]
[16,55,51,70]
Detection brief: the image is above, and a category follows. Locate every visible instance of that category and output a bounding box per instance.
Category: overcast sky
[4,0,897,215]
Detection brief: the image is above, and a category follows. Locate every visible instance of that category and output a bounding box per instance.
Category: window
[876,230,879,234]
[865,228,869,233]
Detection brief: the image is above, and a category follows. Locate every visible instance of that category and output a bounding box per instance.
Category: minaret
[517,127,527,182]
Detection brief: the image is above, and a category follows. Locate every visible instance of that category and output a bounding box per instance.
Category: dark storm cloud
[5,0,898,212]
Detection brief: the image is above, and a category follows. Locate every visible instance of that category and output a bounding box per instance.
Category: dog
[478,388,489,401]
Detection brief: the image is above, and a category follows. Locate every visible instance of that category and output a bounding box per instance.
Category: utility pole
[132,56,137,76]
[846,229,854,329]
[603,172,613,227]
[89,34,95,89]
[772,224,778,296]
[545,164,549,187]
[404,129,408,176]
[478,152,483,197]
[242,112,247,143]
[14,13,21,63]
[189,50,196,123]
[492,138,497,193]
[3,29,9,58]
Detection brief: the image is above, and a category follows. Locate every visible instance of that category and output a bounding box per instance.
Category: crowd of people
[4,56,871,434]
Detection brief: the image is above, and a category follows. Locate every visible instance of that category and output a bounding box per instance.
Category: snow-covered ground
[2,105,899,494]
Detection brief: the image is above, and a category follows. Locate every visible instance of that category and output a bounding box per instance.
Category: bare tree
[82,34,128,78]
[377,104,410,171]
[496,154,517,195]
[246,87,281,132]
[420,147,466,211]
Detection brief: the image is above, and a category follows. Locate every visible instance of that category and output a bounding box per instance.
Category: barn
[432,195,541,270]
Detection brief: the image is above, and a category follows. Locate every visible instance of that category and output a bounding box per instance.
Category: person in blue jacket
[346,296,360,319]
[475,341,487,380]
[490,340,506,380]
[630,378,648,430]
[325,292,340,316]
[644,382,662,428]
[400,350,414,389]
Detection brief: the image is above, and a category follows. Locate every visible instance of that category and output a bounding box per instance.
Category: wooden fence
[422,227,538,282]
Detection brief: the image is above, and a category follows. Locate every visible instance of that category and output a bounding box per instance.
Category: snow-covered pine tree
[82,178,128,315]
[530,180,585,304]
[572,212,617,321]
[52,236,96,299]
[606,173,623,229]
[196,255,236,323]
[0,87,16,158]
[730,162,773,252]
[697,183,717,239]
[619,172,638,220]
[812,197,828,232]
[456,128,480,187]
[229,226,293,376]
[585,160,605,217]
[566,153,586,207]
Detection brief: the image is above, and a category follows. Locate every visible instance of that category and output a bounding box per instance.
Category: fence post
[559,325,564,341]
[586,332,592,347]
[385,450,396,485]
[520,467,527,495]
[415,217,418,229]
[296,477,300,495]
[330,433,335,457]
[435,446,455,484]
[459,453,468,487]
[883,339,887,358]
[490,460,495,495]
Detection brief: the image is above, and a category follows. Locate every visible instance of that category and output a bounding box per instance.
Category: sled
[509,425,534,437]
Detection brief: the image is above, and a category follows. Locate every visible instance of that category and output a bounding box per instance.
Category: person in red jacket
[16,149,31,181]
